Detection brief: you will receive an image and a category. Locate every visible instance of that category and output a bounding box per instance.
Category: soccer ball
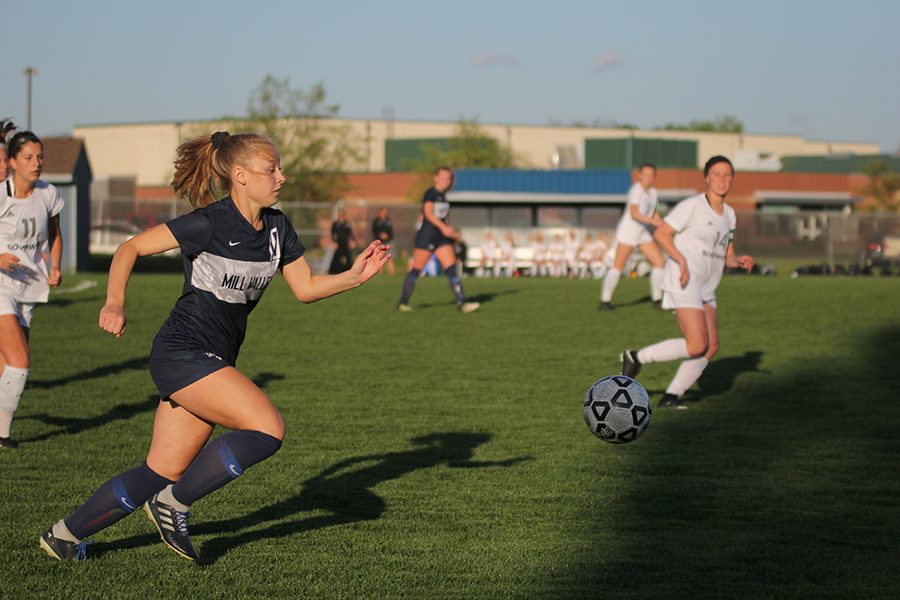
[582,375,651,443]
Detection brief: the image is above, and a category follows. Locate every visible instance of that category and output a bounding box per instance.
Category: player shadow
[45,295,103,309]
[18,395,158,443]
[185,432,532,564]
[27,356,149,390]
[683,351,768,404]
[615,294,656,308]
[251,371,285,389]
[416,289,519,309]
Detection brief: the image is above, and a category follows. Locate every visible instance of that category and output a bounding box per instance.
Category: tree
[861,160,900,212]
[412,117,523,174]
[224,75,365,203]
[657,115,744,134]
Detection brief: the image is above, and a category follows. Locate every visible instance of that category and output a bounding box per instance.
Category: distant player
[600,163,665,310]
[397,166,479,312]
[0,124,64,449]
[371,206,395,275]
[621,156,754,409]
[40,131,388,561]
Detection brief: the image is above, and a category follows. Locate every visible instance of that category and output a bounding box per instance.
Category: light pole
[22,67,38,130]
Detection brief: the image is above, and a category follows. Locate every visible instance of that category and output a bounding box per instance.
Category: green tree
[657,115,744,134]
[224,74,365,203]
[413,118,523,173]
[861,160,900,212]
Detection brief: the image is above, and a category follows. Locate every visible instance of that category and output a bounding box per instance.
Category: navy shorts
[414,224,453,252]
[149,349,230,399]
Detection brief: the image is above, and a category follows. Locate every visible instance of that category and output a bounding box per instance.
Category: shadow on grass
[91,432,531,563]
[20,371,285,444]
[552,327,900,598]
[644,351,767,404]
[28,356,149,389]
[19,395,158,443]
[416,288,520,310]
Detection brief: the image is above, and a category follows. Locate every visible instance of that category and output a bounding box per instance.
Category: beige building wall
[75,119,882,187]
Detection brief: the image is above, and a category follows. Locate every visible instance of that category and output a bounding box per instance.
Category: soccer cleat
[652,300,663,310]
[657,393,688,410]
[39,527,90,561]
[0,436,19,449]
[621,350,641,378]
[598,302,614,311]
[458,302,480,313]
[144,494,198,560]
[397,303,414,312]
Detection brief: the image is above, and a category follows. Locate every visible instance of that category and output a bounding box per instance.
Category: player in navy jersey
[620,156,753,409]
[40,131,388,561]
[397,166,479,312]
[0,123,64,450]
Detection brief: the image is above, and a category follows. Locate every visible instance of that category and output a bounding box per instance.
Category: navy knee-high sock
[65,462,173,539]
[445,263,466,304]
[171,430,282,506]
[399,268,420,305]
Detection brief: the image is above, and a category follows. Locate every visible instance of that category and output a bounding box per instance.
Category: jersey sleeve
[626,183,641,206]
[166,210,214,257]
[278,214,305,268]
[664,197,697,233]
[46,183,65,217]
[423,188,438,205]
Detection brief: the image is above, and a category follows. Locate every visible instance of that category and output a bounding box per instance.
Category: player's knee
[256,410,285,441]
[685,340,708,357]
[4,347,30,369]
[705,342,719,360]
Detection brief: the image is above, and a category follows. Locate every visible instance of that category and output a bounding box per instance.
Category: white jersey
[662,193,735,297]
[615,183,658,246]
[0,179,65,302]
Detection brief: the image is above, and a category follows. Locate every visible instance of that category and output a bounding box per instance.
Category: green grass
[4,271,900,598]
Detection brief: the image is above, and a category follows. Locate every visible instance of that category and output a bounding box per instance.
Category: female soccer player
[621,156,753,409]
[600,162,666,311]
[397,166,479,312]
[40,131,388,561]
[0,124,64,449]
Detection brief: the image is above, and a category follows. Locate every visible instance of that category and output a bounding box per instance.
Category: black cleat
[658,393,688,409]
[40,527,90,561]
[599,302,614,311]
[145,493,198,560]
[621,350,641,378]
[652,300,663,310]
[0,436,19,449]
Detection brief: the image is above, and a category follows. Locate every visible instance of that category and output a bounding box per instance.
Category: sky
[4,0,899,152]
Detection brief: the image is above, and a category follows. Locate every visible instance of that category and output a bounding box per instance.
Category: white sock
[158,483,191,511]
[601,269,622,303]
[637,339,689,365]
[0,366,29,437]
[53,519,81,543]
[666,357,710,396]
[650,267,663,301]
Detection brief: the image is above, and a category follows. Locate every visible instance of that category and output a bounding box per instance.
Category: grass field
[4,270,900,598]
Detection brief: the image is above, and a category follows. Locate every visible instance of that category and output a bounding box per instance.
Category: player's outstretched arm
[282,240,389,303]
[100,224,180,338]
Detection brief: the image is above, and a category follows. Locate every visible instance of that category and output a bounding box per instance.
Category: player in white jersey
[0,126,64,449]
[621,156,753,409]
[600,163,666,310]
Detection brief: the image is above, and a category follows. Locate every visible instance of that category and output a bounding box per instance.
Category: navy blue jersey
[422,187,450,223]
[152,197,305,365]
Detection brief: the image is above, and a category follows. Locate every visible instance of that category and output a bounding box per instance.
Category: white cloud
[470,52,521,68]
[592,51,623,73]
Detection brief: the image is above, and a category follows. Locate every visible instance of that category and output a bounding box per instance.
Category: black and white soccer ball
[583,375,651,444]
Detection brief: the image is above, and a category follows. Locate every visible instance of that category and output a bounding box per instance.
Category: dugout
[41,137,93,272]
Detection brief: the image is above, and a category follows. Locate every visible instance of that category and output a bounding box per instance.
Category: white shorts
[615,219,654,247]
[660,262,718,310]
[0,292,35,328]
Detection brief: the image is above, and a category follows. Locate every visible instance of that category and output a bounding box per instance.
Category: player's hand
[736,255,755,272]
[48,267,62,288]
[99,303,127,337]
[441,225,455,238]
[0,253,20,272]
[677,258,690,288]
[350,240,390,284]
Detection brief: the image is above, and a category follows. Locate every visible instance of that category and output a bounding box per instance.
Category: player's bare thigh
[612,243,634,271]
[411,248,433,270]
[434,244,457,269]
[638,240,665,268]
[703,303,720,360]
[146,400,214,480]
[0,314,29,368]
